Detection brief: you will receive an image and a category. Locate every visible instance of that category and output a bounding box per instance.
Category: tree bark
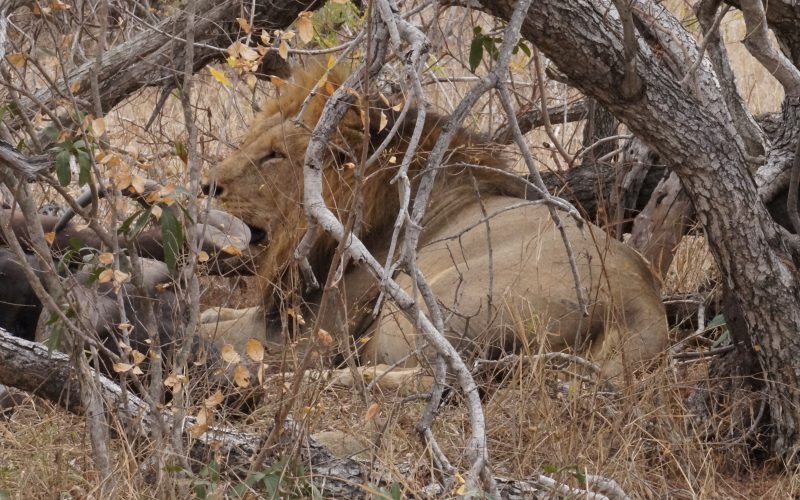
[629,172,693,278]
[475,0,800,459]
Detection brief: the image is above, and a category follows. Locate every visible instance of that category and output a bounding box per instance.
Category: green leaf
[127,207,153,239]
[55,150,72,186]
[77,151,91,186]
[484,37,500,59]
[570,465,587,488]
[706,313,726,330]
[119,210,142,235]
[261,474,280,496]
[175,141,188,164]
[43,126,60,141]
[469,35,484,73]
[517,41,532,57]
[44,317,65,352]
[543,463,558,474]
[160,208,183,273]
[390,483,402,500]
[193,482,208,500]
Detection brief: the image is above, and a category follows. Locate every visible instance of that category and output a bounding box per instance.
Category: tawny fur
[202,62,668,378]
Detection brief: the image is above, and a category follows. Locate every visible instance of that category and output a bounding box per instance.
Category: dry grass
[1,350,794,498]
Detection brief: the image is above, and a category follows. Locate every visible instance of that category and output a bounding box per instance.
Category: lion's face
[207,116,311,244]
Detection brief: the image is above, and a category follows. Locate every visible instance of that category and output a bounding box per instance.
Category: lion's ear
[258,52,292,81]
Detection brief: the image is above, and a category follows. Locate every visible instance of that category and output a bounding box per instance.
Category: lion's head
[205,62,521,301]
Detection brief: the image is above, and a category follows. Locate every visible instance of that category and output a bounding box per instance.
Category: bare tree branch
[739,0,800,96]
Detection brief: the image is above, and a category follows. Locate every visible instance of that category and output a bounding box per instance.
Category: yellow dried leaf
[112,362,133,373]
[151,205,163,220]
[271,75,286,88]
[117,323,133,332]
[164,373,184,391]
[50,0,70,10]
[388,155,397,164]
[317,328,334,347]
[131,350,146,365]
[97,252,114,265]
[6,52,26,69]
[112,170,132,190]
[238,43,259,61]
[365,402,380,422]
[198,250,210,263]
[236,17,251,33]
[91,117,106,136]
[454,472,466,495]
[245,338,265,362]
[44,232,55,245]
[209,67,231,88]
[98,269,114,284]
[260,30,270,46]
[327,54,336,69]
[69,79,81,93]
[189,408,208,437]
[204,390,224,408]
[131,365,144,376]
[113,270,130,282]
[378,111,388,132]
[145,191,160,204]
[188,421,208,438]
[278,40,289,60]
[160,183,175,197]
[221,344,241,364]
[131,175,146,194]
[331,0,347,4]
[234,365,251,388]
[221,245,242,256]
[297,12,313,44]
[286,307,305,326]
[324,82,335,95]
[359,335,371,344]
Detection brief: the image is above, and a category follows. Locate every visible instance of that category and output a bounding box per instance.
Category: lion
[200,63,668,379]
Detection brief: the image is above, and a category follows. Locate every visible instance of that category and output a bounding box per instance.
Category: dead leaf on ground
[245,339,265,362]
[221,344,241,364]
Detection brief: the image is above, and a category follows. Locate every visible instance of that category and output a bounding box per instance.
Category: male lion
[201,63,668,379]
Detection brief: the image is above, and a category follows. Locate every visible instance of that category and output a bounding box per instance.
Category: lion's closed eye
[260,150,285,165]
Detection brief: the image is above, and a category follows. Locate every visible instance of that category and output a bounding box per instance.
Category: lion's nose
[202,182,223,197]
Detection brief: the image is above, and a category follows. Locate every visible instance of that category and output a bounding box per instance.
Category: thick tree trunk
[476,0,800,459]
[629,172,693,278]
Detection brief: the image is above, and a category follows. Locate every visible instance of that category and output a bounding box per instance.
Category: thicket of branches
[1,0,799,497]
